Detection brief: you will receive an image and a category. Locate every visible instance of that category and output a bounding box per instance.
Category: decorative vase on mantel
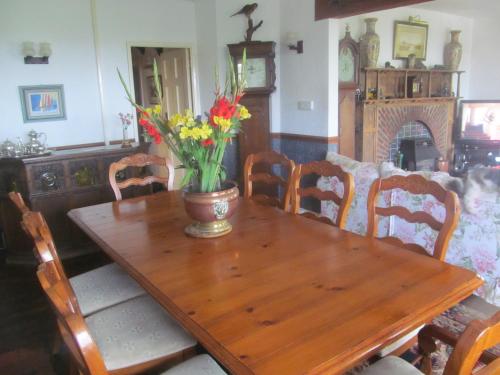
[360,18,380,68]
[444,30,462,71]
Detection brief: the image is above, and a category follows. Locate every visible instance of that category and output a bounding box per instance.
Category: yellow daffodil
[179,126,191,140]
[169,113,185,128]
[239,105,251,120]
[213,116,233,132]
[153,105,162,115]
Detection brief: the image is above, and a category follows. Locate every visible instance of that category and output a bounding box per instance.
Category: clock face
[238,57,267,88]
[339,47,355,83]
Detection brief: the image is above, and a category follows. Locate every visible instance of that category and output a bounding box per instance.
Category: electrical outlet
[297,100,314,111]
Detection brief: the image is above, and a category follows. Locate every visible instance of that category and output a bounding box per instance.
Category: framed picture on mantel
[393,21,428,60]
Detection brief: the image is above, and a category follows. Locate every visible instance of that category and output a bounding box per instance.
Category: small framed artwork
[393,21,429,60]
[19,85,66,122]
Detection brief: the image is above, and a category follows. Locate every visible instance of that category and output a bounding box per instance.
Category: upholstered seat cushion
[360,356,423,375]
[86,294,196,371]
[70,262,146,316]
[161,354,227,375]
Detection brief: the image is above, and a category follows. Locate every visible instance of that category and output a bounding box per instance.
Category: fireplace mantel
[361,98,456,163]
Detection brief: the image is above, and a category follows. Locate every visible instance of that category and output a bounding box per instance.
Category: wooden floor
[0,251,108,375]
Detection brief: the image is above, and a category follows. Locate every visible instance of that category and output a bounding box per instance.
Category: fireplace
[361,98,456,163]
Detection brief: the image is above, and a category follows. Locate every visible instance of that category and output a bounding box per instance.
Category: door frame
[126,41,201,142]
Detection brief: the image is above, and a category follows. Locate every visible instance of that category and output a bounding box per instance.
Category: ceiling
[414,0,500,18]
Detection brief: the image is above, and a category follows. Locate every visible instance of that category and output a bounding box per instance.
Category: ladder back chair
[290,161,354,229]
[8,191,29,214]
[243,151,295,211]
[37,261,206,375]
[109,153,174,201]
[22,210,145,317]
[367,174,460,261]
[359,311,500,375]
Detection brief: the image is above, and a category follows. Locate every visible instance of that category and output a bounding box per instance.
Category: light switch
[298,100,314,111]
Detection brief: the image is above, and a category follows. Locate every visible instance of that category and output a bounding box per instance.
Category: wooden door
[161,48,193,116]
[339,88,356,159]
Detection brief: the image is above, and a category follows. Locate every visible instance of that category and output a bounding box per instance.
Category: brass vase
[183,182,239,238]
[360,18,380,68]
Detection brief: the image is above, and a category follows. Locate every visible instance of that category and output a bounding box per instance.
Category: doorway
[130,46,195,188]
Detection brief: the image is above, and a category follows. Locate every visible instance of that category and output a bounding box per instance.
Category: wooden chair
[359,311,500,375]
[290,160,354,229]
[8,191,29,214]
[109,153,174,201]
[22,211,146,317]
[36,261,206,375]
[367,174,460,261]
[243,151,295,211]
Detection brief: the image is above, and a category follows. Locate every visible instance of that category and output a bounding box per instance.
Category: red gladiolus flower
[138,117,149,126]
[201,139,214,147]
[209,97,236,126]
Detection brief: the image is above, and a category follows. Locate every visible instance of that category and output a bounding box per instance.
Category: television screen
[459,100,500,141]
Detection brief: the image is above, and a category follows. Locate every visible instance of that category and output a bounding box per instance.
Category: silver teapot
[26,129,47,155]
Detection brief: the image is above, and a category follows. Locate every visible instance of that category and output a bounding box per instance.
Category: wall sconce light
[23,41,52,64]
[286,32,303,54]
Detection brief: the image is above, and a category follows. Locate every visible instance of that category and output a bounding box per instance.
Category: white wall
[339,7,474,98]
[0,0,103,147]
[0,0,199,148]
[279,0,334,137]
[214,0,281,133]
[94,0,199,143]
[468,16,500,99]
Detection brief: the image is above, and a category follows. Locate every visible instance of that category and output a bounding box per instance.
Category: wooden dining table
[68,191,482,375]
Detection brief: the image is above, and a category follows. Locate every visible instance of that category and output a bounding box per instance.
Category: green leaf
[152,60,163,102]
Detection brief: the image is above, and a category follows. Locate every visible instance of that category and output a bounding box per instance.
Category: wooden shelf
[363,97,458,105]
[362,68,465,100]
[364,68,465,74]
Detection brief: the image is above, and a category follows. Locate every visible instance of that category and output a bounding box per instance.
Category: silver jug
[26,130,47,155]
[1,139,16,157]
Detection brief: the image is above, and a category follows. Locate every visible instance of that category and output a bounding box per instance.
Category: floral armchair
[319,152,500,306]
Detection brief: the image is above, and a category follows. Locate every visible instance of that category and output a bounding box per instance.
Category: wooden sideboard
[0,145,148,264]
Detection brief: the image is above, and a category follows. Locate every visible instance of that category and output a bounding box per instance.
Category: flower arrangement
[119,53,250,193]
[118,112,134,128]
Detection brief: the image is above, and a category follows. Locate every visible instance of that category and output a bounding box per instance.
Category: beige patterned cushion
[70,263,146,316]
[161,354,226,375]
[360,356,423,375]
[86,295,196,371]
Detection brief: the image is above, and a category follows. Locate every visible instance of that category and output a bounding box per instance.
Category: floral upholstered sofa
[318,152,500,306]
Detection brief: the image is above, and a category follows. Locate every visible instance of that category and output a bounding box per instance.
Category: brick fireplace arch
[362,98,456,163]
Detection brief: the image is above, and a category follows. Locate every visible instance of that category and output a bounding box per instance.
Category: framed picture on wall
[393,21,428,60]
[19,85,66,122]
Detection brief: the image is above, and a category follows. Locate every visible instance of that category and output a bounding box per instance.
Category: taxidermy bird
[231,3,263,42]
[231,3,258,18]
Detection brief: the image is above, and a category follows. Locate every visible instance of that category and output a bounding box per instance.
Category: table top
[68,191,482,375]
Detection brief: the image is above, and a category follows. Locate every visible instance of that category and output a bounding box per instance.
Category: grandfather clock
[228,42,276,178]
[338,27,360,159]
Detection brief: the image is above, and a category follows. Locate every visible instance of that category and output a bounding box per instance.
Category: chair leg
[418,330,437,375]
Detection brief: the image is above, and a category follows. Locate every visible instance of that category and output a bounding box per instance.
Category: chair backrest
[21,211,82,315]
[109,153,174,201]
[22,211,65,275]
[8,191,29,214]
[367,174,460,261]
[290,161,354,229]
[243,151,296,211]
[37,262,108,375]
[444,311,500,375]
